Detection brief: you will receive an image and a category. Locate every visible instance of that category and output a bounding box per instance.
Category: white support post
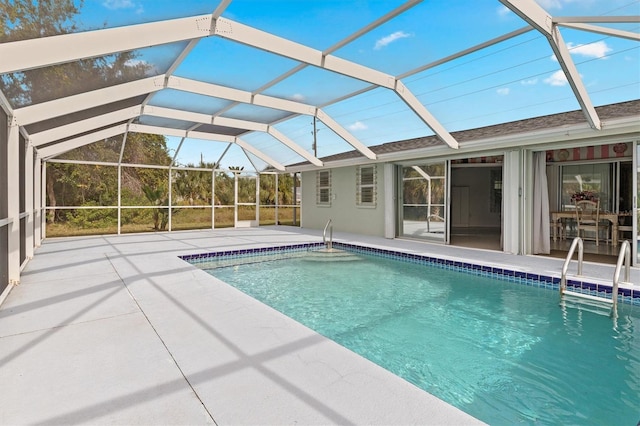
[33,155,42,246]
[211,169,216,229]
[502,150,523,254]
[234,172,239,226]
[256,173,260,225]
[25,140,34,260]
[41,162,47,239]
[275,173,279,225]
[7,119,20,284]
[384,163,396,239]
[168,168,173,232]
[117,132,127,235]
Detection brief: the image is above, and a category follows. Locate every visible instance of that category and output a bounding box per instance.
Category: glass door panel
[400,162,447,241]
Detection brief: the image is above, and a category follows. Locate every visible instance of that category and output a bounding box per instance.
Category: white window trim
[316,170,331,206]
[357,165,376,207]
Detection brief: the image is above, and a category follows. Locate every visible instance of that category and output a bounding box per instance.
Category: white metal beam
[169,76,316,116]
[38,124,128,159]
[253,93,316,115]
[550,26,600,130]
[395,81,458,149]
[128,123,235,143]
[13,76,164,126]
[215,17,394,88]
[188,130,236,144]
[143,105,320,166]
[316,109,377,159]
[128,123,192,139]
[0,89,13,117]
[553,16,640,24]
[214,17,457,148]
[30,107,140,147]
[165,77,379,159]
[167,76,252,104]
[214,116,268,132]
[499,0,601,130]
[0,15,213,74]
[215,17,322,68]
[556,23,640,42]
[267,126,323,167]
[235,138,285,171]
[142,105,212,127]
[129,123,284,170]
[498,0,553,35]
[323,55,395,89]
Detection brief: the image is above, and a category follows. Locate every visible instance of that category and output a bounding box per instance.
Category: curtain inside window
[533,152,550,254]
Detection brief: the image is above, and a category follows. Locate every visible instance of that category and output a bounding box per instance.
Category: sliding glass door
[399,162,447,242]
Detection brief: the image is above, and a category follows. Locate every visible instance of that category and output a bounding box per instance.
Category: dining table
[550,210,631,246]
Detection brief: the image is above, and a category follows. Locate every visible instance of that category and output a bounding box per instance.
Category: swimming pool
[184,243,640,425]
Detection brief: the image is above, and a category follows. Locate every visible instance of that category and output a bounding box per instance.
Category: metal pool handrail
[560,237,583,294]
[612,240,631,317]
[323,219,333,250]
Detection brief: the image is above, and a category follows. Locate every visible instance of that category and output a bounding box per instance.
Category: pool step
[305,249,362,262]
[560,291,614,317]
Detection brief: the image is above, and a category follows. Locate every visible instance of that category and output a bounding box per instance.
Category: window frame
[316,170,331,206]
[356,165,376,207]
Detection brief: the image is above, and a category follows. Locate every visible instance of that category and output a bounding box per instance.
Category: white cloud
[348,121,368,131]
[550,41,611,62]
[496,5,511,17]
[102,0,136,10]
[521,78,538,85]
[125,58,146,67]
[497,88,510,96]
[374,31,411,50]
[566,41,611,59]
[291,93,305,102]
[544,70,568,86]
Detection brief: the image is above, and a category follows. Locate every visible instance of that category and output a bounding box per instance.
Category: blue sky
[73,0,639,169]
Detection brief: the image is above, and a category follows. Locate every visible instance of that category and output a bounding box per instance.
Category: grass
[45,206,300,237]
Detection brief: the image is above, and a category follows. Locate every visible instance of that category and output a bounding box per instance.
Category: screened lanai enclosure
[1,0,639,295]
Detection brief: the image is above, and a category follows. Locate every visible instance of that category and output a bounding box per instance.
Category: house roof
[285,99,640,168]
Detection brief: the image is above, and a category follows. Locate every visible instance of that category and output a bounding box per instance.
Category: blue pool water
[197,248,640,425]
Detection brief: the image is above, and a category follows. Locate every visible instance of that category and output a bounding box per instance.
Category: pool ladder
[323,219,333,250]
[560,237,631,319]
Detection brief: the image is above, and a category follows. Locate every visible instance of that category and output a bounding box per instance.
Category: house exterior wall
[301,164,386,236]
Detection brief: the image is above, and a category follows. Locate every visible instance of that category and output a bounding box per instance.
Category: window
[560,163,613,211]
[316,170,331,205]
[357,165,376,206]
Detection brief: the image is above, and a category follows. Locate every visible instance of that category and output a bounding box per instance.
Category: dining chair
[574,199,600,246]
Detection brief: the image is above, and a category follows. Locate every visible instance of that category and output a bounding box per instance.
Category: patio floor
[1,226,638,425]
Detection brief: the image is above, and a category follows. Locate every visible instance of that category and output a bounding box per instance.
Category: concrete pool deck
[1,226,638,425]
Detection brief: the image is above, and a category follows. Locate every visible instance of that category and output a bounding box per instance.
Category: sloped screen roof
[1,0,638,171]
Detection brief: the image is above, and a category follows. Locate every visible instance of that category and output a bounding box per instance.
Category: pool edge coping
[180,241,640,306]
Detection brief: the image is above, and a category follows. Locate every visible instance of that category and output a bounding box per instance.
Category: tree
[142,186,169,231]
[1,0,150,107]
[1,1,166,226]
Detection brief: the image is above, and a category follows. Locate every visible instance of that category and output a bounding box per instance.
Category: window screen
[357,165,376,206]
[316,170,331,205]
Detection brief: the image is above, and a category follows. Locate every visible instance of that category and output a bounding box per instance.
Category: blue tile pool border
[180,242,640,307]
